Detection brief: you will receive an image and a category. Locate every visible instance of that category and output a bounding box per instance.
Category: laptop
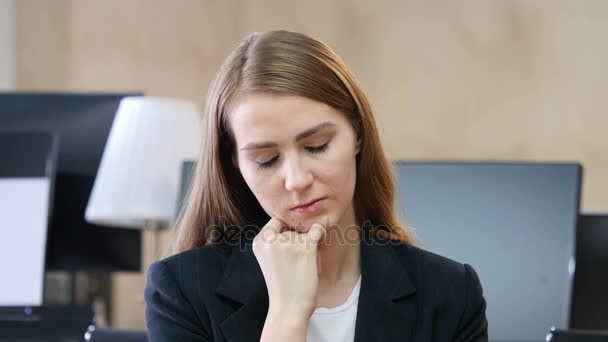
[547,328,608,341]
[0,131,58,319]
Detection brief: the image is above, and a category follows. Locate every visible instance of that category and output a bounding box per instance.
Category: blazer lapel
[215,230,418,342]
[216,240,268,342]
[353,231,418,342]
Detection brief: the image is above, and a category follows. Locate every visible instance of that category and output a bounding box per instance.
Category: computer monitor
[175,160,197,221]
[570,213,608,330]
[0,93,142,271]
[0,131,58,308]
[393,161,582,341]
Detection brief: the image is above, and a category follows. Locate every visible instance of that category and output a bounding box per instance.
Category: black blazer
[145,230,488,341]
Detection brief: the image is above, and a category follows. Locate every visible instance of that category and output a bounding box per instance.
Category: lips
[291,197,326,214]
[291,197,325,210]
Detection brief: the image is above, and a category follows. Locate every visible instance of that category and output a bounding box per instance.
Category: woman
[145,30,488,342]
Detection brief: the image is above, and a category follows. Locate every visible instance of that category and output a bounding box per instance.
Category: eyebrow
[239,122,336,151]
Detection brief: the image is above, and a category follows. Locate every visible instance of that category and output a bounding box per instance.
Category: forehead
[229,93,346,139]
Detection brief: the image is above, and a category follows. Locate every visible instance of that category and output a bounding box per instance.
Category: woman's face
[229,93,360,233]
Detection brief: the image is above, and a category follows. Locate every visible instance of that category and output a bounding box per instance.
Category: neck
[316,211,361,287]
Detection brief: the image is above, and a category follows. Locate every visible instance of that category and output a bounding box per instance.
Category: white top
[306,275,362,342]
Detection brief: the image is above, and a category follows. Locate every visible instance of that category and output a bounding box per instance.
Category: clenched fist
[252,217,326,322]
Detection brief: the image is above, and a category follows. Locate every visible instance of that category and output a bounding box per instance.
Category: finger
[307,223,326,246]
[255,217,284,245]
[278,230,301,243]
[260,217,285,236]
[317,253,322,275]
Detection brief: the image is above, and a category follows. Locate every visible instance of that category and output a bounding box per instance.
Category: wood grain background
[15,0,608,328]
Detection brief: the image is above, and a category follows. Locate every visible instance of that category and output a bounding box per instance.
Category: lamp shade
[85,96,201,229]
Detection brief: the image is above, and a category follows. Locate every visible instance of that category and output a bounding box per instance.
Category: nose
[283,153,313,192]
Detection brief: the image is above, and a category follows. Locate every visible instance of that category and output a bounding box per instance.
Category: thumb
[307,223,326,245]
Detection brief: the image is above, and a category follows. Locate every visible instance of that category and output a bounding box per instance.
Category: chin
[284,216,313,232]
[284,213,336,232]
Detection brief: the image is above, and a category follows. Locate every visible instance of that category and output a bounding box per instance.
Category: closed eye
[256,156,279,170]
[305,142,329,154]
[256,142,330,170]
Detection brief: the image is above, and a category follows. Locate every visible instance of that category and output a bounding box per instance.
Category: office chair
[85,325,148,342]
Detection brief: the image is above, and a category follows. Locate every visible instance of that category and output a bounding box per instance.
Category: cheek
[239,166,283,216]
[318,147,358,200]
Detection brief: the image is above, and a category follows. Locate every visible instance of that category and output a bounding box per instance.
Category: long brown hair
[174,30,415,253]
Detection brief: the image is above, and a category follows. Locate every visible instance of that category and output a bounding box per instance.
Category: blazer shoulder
[392,243,484,307]
[150,242,240,306]
[149,242,234,293]
[393,243,488,339]
[145,242,236,341]
[159,243,232,273]
[394,243,471,284]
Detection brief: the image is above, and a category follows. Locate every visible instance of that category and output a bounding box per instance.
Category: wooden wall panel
[15,0,608,328]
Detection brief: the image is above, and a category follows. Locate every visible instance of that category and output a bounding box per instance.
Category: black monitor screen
[394,161,582,341]
[570,214,608,330]
[0,93,143,271]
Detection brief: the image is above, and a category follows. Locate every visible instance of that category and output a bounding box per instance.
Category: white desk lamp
[85,96,201,256]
